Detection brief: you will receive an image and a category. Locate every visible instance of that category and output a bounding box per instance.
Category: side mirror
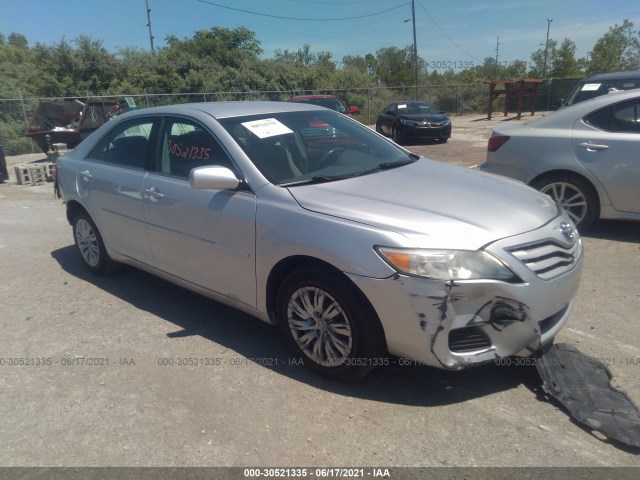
[189,166,240,190]
[439,111,446,115]
[551,98,564,109]
[349,106,360,115]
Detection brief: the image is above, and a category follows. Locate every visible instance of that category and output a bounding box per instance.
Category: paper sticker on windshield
[398,104,408,109]
[581,83,601,91]
[241,118,293,139]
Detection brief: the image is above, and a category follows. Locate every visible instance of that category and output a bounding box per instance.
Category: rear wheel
[277,268,385,381]
[71,211,118,275]
[531,174,598,230]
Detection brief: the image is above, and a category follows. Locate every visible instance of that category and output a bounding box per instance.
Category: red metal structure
[483,79,544,120]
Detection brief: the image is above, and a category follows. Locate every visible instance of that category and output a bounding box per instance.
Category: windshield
[398,102,438,114]
[219,110,414,186]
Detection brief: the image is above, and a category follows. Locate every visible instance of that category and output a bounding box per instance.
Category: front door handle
[80,170,92,180]
[144,187,164,199]
[578,142,609,151]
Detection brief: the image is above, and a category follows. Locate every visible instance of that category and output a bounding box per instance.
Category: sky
[1,0,639,71]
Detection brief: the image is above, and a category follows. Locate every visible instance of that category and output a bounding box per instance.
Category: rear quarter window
[585,100,640,133]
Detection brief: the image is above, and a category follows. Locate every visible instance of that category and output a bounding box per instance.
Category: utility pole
[495,36,500,78]
[145,0,155,54]
[542,18,553,78]
[411,0,418,100]
[404,1,419,100]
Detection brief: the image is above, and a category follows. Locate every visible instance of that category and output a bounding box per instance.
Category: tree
[587,19,640,73]
[373,46,414,87]
[73,35,119,93]
[8,33,28,49]
[529,39,557,77]
[550,39,581,77]
[165,26,262,71]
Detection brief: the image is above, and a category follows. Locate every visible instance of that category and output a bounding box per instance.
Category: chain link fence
[0,78,581,154]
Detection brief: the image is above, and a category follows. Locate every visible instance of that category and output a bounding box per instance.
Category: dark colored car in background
[376,101,451,144]
[556,70,640,109]
[288,95,360,117]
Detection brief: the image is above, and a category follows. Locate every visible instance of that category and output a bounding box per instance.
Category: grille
[449,327,491,353]
[508,239,582,280]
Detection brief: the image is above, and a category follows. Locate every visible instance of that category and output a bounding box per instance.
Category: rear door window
[86,118,157,169]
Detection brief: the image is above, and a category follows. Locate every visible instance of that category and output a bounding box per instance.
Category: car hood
[287,159,558,250]
[399,113,449,123]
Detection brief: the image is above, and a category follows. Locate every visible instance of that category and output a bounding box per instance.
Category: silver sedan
[481,89,640,230]
[56,101,583,381]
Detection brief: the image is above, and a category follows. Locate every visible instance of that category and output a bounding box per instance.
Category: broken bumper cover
[536,343,640,448]
[347,224,583,370]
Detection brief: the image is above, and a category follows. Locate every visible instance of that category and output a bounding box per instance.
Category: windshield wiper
[352,157,418,177]
[281,175,338,187]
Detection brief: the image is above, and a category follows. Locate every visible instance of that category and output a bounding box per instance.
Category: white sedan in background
[481,89,640,230]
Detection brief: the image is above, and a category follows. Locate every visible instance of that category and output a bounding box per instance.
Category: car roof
[582,70,640,81]
[119,101,326,120]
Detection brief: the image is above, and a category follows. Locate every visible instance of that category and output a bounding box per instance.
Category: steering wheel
[318,148,345,169]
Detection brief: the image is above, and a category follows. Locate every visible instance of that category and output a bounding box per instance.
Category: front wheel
[72,211,118,275]
[531,174,598,231]
[392,126,402,144]
[277,268,385,381]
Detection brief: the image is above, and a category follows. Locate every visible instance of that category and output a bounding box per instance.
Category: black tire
[530,173,598,231]
[277,268,385,381]
[71,211,118,275]
[375,122,383,134]
[439,136,449,143]
[392,126,402,144]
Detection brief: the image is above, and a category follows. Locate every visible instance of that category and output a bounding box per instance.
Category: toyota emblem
[560,222,576,243]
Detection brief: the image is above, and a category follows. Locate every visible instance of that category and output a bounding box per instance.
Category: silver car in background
[56,102,583,381]
[482,89,640,230]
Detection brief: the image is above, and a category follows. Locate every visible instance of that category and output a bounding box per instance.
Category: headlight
[400,119,416,126]
[375,247,519,282]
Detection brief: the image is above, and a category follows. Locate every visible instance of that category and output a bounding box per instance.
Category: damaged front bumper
[348,221,584,370]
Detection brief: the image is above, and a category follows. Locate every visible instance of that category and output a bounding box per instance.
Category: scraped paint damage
[407,280,537,369]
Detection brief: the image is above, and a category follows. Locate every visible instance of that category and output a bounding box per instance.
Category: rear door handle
[578,142,609,151]
[144,187,164,199]
[80,170,92,180]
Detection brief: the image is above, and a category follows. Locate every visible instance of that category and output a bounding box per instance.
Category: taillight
[487,135,510,152]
